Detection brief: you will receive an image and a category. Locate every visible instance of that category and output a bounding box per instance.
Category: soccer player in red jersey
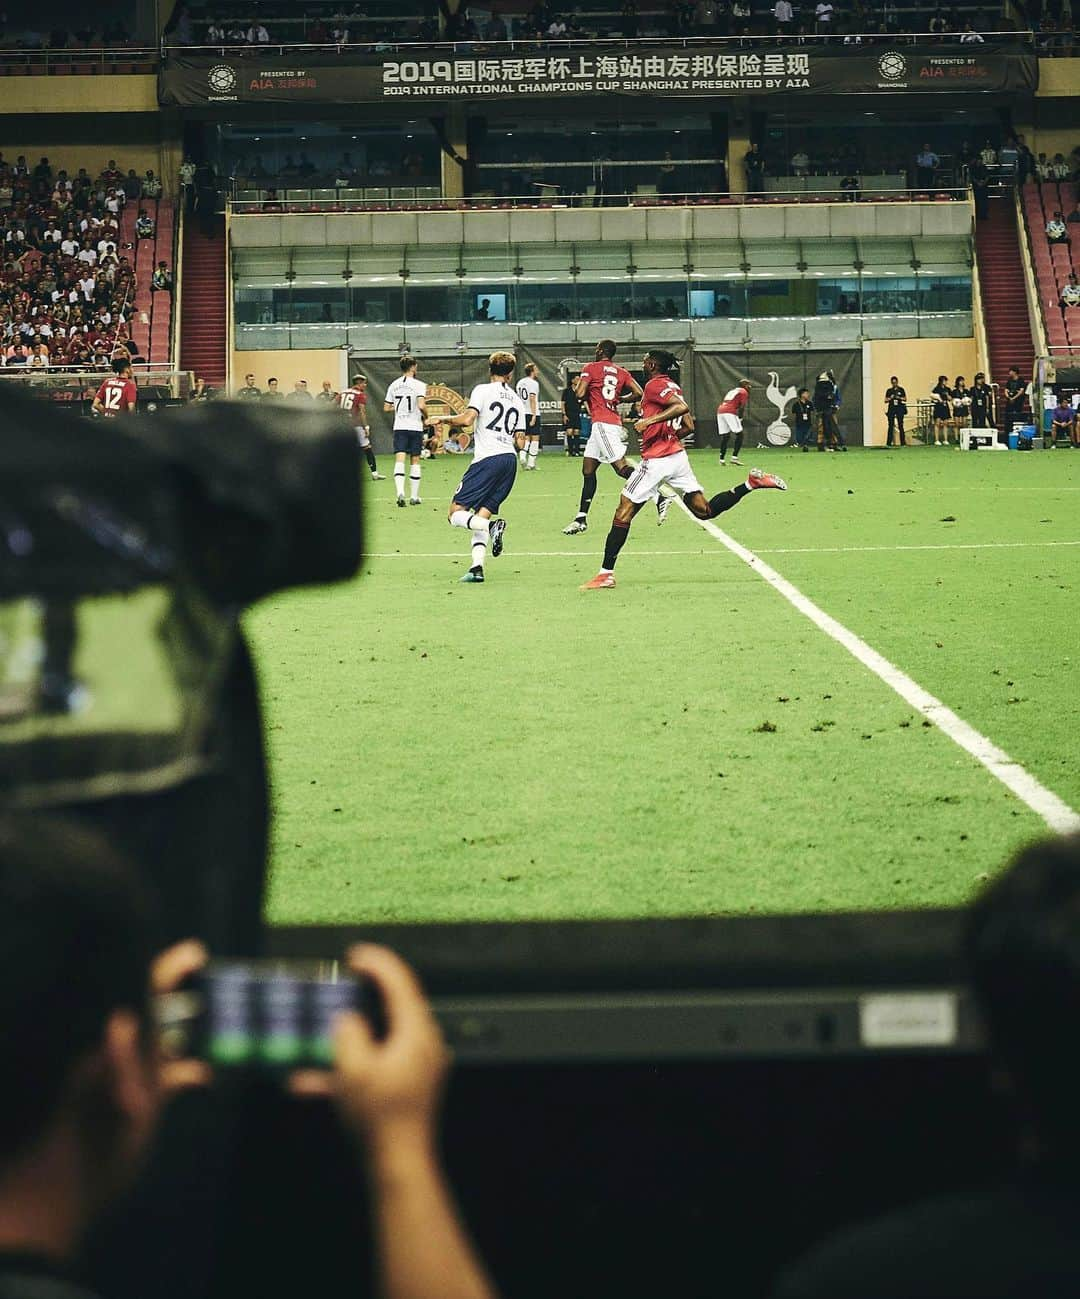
[562,339,669,534]
[91,357,137,418]
[338,373,385,481]
[581,350,787,590]
[716,379,751,465]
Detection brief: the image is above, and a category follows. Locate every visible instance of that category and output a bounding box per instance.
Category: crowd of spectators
[0,155,166,370]
[0,16,148,49]
[163,0,1048,49]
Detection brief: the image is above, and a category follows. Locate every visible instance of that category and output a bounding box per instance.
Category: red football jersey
[580,361,634,425]
[95,375,137,416]
[337,386,368,423]
[716,386,749,417]
[640,375,687,459]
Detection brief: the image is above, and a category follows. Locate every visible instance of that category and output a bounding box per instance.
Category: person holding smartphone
[0,815,497,1299]
[884,377,907,447]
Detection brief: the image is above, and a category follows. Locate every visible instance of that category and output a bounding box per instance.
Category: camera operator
[0,815,497,1299]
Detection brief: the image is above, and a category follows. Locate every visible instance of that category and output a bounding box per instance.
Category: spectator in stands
[0,815,499,1299]
[135,209,155,239]
[959,21,983,41]
[791,149,810,177]
[247,21,269,41]
[262,376,285,400]
[237,372,262,399]
[840,173,859,201]
[190,376,210,402]
[999,137,1020,176]
[1046,210,1070,244]
[970,158,990,220]
[317,379,338,403]
[1061,274,1080,307]
[179,157,196,209]
[814,0,834,32]
[151,261,173,292]
[774,0,793,26]
[914,143,939,190]
[1036,151,1052,180]
[287,378,314,401]
[143,168,163,199]
[978,140,997,167]
[773,832,1080,1298]
[744,142,765,194]
[1051,152,1071,180]
[1016,138,1036,186]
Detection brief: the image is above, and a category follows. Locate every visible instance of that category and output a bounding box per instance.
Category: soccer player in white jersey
[516,362,541,470]
[428,351,527,584]
[383,355,427,507]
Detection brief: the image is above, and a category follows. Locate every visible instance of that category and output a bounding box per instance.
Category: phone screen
[201,962,362,1068]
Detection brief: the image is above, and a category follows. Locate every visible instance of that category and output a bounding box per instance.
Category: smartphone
[157,959,383,1069]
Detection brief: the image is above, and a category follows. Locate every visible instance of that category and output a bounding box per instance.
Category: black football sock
[707,483,750,518]
[733,432,744,457]
[615,462,634,480]
[365,449,377,473]
[601,518,631,570]
[719,433,730,458]
[578,471,597,516]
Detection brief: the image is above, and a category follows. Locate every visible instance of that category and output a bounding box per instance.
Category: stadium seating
[1021,178,1080,353]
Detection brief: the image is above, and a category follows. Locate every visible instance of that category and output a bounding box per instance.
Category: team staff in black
[969,372,996,430]
[884,376,907,446]
[930,375,952,446]
[1002,367,1027,432]
[951,377,971,440]
[793,387,814,450]
[561,377,582,456]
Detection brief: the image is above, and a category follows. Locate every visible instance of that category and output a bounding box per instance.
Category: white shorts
[583,420,628,464]
[622,451,703,505]
[356,425,371,448]
[716,413,743,435]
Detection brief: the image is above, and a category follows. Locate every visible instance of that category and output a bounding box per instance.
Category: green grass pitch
[247,446,1080,927]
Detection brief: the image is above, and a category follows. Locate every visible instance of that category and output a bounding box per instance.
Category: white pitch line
[364,550,699,558]
[367,539,1080,560]
[674,498,1080,835]
[757,540,1080,555]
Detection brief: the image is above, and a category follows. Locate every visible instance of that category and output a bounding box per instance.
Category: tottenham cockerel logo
[765,372,798,445]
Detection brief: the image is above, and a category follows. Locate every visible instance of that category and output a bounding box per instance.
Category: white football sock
[526,438,539,468]
[450,511,489,532]
[393,467,405,499]
[471,532,488,568]
[410,466,421,500]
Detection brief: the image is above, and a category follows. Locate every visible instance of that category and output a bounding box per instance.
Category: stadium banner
[352,353,490,452]
[160,42,1036,107]
[691,350,863,447]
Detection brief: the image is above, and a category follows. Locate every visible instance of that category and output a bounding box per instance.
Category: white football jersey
[385,375,426,430]
[467,381,526,462]
[516,375,540,415]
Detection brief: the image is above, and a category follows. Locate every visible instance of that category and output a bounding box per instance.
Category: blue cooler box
[1009,425,1036,450]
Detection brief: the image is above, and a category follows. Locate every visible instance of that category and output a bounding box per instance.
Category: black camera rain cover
[0,386,361,808]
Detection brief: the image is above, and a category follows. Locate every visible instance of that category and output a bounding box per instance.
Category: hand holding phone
[290,944,450,1143]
